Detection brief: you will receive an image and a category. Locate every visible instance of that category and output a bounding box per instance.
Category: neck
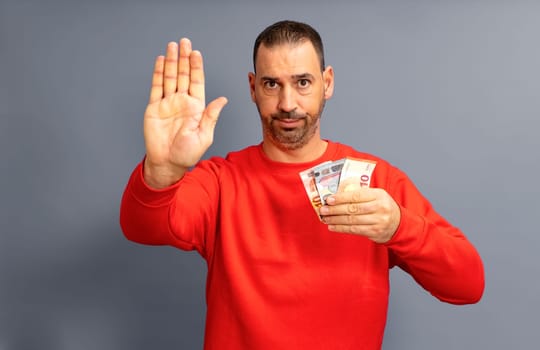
[262,137,328,163]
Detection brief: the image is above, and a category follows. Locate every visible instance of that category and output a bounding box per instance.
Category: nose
[278,85,297,113]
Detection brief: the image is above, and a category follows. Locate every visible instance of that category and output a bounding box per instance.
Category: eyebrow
[293,73,315,80]
[261,73,316,81]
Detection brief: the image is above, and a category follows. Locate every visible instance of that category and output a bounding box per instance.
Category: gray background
[1,0,539,349]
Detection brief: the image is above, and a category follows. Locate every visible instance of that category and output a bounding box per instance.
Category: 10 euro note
[337,157,377,192]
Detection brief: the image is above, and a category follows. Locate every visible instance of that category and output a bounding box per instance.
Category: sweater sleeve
[384,168,485,305]
[119,159,221,259]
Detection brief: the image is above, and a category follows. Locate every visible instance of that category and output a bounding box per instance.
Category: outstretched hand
[319,187,401,243]
[143,38,228,188]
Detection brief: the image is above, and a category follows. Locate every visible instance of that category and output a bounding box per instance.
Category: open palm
[143,38,227,187]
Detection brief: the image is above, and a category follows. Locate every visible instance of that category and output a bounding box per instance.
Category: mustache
[271,111,307,120]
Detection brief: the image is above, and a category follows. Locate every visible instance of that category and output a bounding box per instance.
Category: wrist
[143,158,187,189]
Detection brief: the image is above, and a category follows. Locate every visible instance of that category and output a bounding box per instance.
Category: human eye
[263,79,279,90]
[297,78,311,89]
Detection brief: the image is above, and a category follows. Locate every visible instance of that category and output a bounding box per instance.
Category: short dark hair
[253,20,325,72]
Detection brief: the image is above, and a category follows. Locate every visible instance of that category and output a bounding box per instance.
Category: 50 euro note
[299,161,330,213]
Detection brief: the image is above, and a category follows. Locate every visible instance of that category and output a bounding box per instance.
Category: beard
[259,100,326,151]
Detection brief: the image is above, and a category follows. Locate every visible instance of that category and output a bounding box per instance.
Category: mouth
[274,118,304,128]
[277,117,302,122]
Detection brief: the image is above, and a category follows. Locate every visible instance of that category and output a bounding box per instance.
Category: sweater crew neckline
[253,140,341,173]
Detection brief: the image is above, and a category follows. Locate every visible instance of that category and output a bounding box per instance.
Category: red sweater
[120,141,484,350]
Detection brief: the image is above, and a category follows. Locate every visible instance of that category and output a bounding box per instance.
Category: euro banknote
[299,157,377,218]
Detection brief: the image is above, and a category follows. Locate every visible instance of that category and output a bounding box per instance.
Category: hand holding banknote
[319,187,401,243]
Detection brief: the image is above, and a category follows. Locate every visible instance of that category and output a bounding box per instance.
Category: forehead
[255,41,321,76]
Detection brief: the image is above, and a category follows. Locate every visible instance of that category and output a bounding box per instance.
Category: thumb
[200,96,228,139]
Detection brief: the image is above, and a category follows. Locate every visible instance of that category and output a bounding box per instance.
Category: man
[120,20,484,349]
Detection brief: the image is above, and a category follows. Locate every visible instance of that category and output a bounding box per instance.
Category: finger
[322,212,378,226]
[177,38,192,94]
[327,222,393,243]
[327,223,377,238]
[163,42,179,96]
[320,201,376,217]
[189,50,205,101]
[326,188,377,205]
[149,55,164,104]
[329,223,374,233]
[200,97,228,141]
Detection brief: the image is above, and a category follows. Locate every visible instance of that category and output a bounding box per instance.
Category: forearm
[120,162,179,245]
[120,158,221,256]
[386,206,485,304]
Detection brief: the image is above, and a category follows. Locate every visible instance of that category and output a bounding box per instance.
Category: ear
[322,66,334,100]
[248,72,257,102]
